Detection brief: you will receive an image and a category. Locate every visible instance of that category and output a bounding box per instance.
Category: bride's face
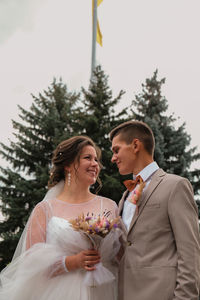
[70,145,100,187]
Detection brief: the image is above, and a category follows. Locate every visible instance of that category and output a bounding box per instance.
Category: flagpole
[91,0,98,78]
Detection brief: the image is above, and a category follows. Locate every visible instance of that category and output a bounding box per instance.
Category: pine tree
[0,79,80,269]
[130,70,200,198]
[79,66,129,201]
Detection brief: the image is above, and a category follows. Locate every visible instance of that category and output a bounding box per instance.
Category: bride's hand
[66,250,100,271]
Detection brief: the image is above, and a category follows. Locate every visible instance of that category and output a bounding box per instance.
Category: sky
[0,0,200,173]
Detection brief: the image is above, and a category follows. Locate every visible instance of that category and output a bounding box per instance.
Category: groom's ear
[131,138,141,153]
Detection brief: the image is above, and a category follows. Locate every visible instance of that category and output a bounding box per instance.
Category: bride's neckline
[54,195,99,206]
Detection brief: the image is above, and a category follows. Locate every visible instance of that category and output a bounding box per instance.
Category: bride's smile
[70,145,100,187]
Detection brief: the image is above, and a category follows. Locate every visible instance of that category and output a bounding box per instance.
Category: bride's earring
[68,171,71,186]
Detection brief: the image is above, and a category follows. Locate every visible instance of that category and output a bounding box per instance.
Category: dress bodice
[46,216,91,256]
[46,216,71,245]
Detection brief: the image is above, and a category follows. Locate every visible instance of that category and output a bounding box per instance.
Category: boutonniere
[130,180,146,205]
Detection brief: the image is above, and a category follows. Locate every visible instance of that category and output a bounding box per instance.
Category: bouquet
[69,211,119,248]
[68,211,121,287]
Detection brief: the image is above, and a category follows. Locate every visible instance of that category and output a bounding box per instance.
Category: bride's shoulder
[98,195,118,208]
[97,196,119,217]
[31,199,52,216]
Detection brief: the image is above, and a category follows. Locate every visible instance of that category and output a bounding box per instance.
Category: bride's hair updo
[48,136,102,189]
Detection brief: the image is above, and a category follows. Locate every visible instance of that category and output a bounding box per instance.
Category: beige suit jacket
[118,168,200,300]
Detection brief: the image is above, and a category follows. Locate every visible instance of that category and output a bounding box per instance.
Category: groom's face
[111,134,136,175]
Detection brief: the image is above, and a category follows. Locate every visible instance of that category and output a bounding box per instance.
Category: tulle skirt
[0,229,120,300]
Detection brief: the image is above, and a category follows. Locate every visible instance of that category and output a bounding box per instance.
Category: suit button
[127,241,132,246]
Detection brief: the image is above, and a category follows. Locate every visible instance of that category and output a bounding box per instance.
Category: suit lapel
[118,190,129,216]
[118,190,129,234]
[128,168,166,234]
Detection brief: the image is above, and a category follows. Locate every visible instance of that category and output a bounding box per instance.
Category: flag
[92,0,103,46]
[96,20,102,46]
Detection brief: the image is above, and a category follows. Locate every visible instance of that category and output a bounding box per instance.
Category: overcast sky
[0,0,200,171]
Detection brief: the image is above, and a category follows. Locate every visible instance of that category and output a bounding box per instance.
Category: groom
[110,120,200,300]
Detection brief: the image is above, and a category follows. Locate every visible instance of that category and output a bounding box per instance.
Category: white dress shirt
[122,161,159,231]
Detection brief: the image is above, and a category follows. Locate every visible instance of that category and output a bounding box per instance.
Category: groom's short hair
[109,120,155,156]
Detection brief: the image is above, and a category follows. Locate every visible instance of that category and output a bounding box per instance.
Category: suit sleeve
[168,178,200,300]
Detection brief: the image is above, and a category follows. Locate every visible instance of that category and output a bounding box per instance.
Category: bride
[0,136,121,300]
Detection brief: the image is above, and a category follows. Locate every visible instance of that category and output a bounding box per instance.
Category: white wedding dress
[0,185,121,300]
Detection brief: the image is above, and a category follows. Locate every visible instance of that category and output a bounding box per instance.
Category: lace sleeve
[26,202,47,249]
[25,202,69,276]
